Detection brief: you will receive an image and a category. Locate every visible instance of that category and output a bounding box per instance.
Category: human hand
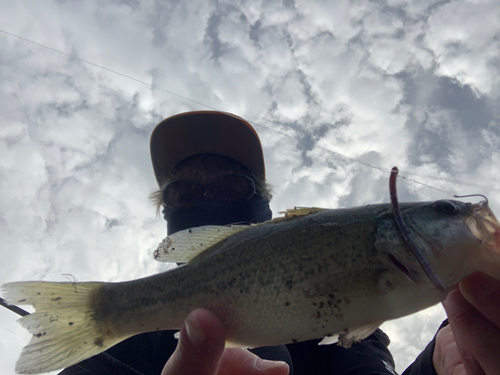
[161,309,290,375]
[433,272,500,375]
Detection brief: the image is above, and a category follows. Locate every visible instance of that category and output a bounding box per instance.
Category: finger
[460,272,500,327]
[443,286,500,375]
[161,309,225,375]
[217,348,290,375]
[432,325,465,375]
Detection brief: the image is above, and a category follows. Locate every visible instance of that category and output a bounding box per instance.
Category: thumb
[162,309,226,375]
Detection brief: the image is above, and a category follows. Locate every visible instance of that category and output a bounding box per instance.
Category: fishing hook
[390,167,446,292]
[453,194,489,206]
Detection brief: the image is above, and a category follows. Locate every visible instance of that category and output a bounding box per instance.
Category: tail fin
[2,281,125,374]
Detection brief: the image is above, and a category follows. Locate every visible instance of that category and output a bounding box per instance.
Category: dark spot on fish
[386,280,394,290]
[35,333,43,338]
[94,338,104,347]
[292,339,298,343]
[84,341,87,344]
[171,247,175,251]
[318,302,325,309]
[37,292,41,295]
[17,299,26,303]
[51,297,62,301]
[285,301,290,306]
[327,301,333,307]
[316,311,321,319]
[336,299,342,304]
[141,323,144,327]
[285,280,293,290]
[69,322,74,326]
[200,243,203,246]
[189,229,192,233]
[328,293,335,299]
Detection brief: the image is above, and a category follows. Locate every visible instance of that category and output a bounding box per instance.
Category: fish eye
[434,200,460,215]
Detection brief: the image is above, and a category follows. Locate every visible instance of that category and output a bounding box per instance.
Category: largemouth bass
[3,193,500,373]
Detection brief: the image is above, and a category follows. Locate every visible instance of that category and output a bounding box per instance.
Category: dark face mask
[163,196,273,235]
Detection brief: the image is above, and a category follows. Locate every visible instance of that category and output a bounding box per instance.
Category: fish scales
[86,205,434,346]
[3,199,500,374]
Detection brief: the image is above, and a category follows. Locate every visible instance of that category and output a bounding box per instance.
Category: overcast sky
[1,0,500,373]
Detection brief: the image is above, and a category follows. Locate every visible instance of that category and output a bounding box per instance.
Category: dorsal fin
[153,225,250,263]
[276,207,327,220]
[279,206,327,217]
[152,207,327,263]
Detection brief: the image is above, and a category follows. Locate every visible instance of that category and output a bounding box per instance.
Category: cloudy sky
[1,0,500,373]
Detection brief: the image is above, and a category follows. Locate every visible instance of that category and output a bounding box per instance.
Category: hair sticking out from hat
[148,153,273,217]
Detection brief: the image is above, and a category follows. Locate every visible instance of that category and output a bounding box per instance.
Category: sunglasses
[163,174,256,208]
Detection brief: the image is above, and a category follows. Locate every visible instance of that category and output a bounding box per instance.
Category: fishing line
[0,28,494,195]
[0,323,30,341]
[0,29,219,111]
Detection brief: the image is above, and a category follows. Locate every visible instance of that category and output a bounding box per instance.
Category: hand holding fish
[433,272,500,375]
[161,309,289,375]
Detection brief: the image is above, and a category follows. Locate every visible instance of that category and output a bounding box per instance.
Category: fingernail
[255,358,289,372]
[185,315,206,345]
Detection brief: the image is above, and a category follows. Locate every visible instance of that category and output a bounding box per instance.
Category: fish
[3,186,500,374]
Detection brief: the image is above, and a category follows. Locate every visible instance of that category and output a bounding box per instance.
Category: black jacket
[60,323,443,375]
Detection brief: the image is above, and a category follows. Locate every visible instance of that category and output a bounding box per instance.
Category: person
[63,111,500,375]
[149,111,398,375]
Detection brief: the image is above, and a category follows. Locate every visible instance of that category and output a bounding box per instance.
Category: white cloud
[1,0,500,373]
[424,0,500,95]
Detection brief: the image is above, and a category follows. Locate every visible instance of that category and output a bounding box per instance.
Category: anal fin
[319,321,383,348]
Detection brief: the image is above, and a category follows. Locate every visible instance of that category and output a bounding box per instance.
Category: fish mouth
[467,200,500,252]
